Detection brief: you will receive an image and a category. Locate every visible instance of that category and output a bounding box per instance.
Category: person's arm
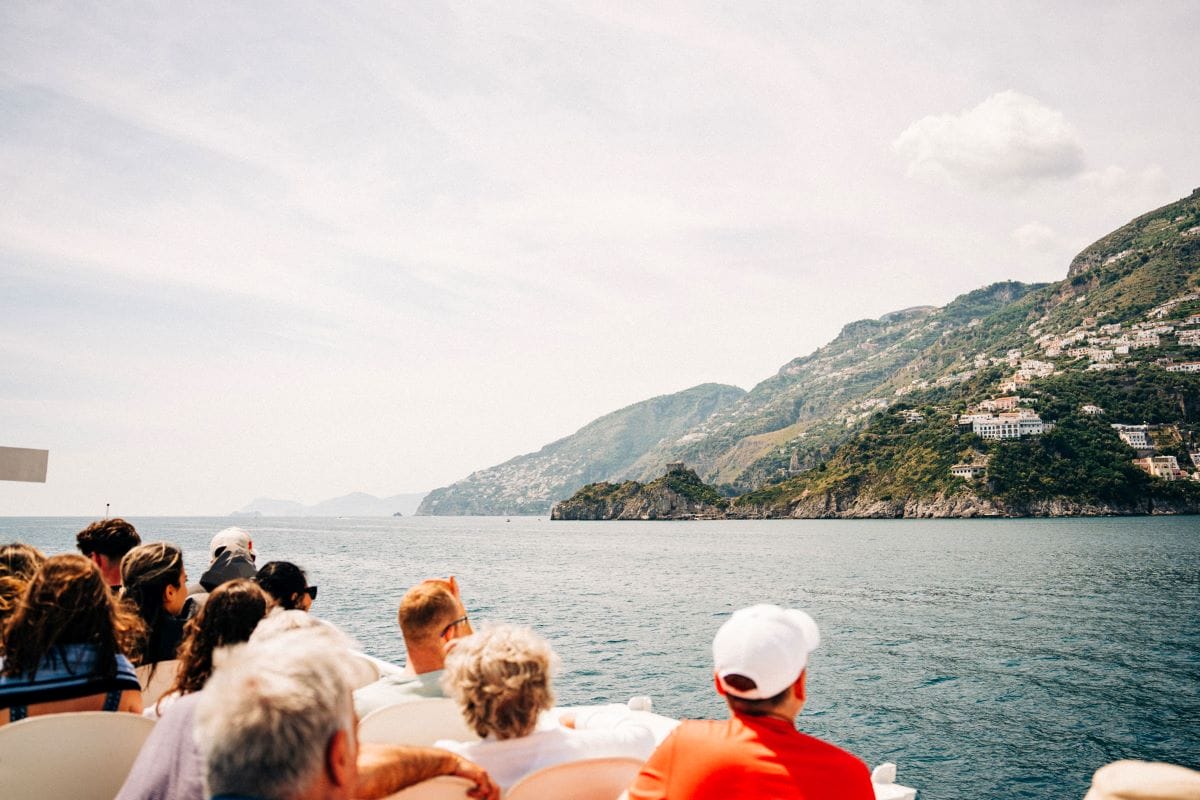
[118,688,143,714]
[354,743,499,800]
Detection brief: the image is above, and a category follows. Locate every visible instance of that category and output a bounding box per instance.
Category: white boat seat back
[506,756,645,800]
[0,711,156,800]
[357,697,479,746]
[345,652,382,690]
[381,775,478,799]
[137,659,180,707]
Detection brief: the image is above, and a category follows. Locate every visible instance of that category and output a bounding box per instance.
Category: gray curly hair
[441,623,559,740]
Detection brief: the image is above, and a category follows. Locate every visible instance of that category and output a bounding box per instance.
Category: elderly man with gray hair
[187,625,499,800]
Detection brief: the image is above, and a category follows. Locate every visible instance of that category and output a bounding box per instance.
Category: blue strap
[6,690,121,721]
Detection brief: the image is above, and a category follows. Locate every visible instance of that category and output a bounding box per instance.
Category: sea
[3,515,1198,799]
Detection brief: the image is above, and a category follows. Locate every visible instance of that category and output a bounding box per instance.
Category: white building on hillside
[1112,424,1153,452]
[950,463,987,480]
[1165,362,1200,373]
[971,410,1050,440]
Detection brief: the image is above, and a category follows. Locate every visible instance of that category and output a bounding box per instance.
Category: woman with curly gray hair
[435,623,656,790]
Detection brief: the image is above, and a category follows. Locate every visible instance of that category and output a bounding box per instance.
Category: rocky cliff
[550,464,729,520]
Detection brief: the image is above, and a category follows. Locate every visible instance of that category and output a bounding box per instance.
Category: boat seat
[0,710,156,800]
[346,651,382,690]
[357,697,479,747]
[505,756,645,800]
[136,659,180,707]
[381,775,478,799]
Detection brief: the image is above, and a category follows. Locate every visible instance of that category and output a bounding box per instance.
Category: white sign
[0,447,49,483]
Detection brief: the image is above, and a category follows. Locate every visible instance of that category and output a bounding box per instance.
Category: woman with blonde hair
[435,623,655,790]
[121,542,189,665]
[0,554,143,724]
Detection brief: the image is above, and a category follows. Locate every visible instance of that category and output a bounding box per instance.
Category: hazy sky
[3,2,1198,515]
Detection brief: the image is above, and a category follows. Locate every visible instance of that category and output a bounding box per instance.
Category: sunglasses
[304,585,318,600]
[440,615,469,639]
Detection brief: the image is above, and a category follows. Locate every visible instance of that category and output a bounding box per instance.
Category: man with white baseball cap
[628,604,874,800]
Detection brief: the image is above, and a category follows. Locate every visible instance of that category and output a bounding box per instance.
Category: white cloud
[893,91,1085,187]
[1012,222,1059,251]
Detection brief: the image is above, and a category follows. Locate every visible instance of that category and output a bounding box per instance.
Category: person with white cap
[627,604,874,800]
[197,527,258,593]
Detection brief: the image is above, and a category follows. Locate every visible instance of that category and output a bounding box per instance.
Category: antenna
[105,502,110,519]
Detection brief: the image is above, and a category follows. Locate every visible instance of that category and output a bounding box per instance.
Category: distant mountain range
[426,188,1200,517]
[232,491,428,518]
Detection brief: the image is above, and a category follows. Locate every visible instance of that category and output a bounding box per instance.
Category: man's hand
[451,755,500,800]
[354,743,497,800]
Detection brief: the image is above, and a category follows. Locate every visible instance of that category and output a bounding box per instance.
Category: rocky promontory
[550,463,729,520]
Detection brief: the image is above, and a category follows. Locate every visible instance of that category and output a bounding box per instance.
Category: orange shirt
[627,713,874,800]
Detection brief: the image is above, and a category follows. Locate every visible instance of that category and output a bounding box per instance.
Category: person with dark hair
[0,542,46,625]
[256,561,316,611]
[627,604,874,800]
[164,578,269,705]
[121,542,189,665]
[0,554,144,724]
[76,518,141,589]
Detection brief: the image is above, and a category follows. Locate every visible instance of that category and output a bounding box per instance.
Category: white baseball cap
[210,526,255,559]
[712,604,821,700]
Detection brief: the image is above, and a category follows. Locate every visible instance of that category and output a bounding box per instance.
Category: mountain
[553,188,1200,518]
[232,491,428,517]
[627,282,1042,491]
[416,383,746,515]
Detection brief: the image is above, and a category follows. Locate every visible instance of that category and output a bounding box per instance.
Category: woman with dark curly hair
[0,553,144,725]
[151,578,269,716]
[255,561,316,611]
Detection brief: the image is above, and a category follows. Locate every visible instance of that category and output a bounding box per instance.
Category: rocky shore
[551,467,1200,520]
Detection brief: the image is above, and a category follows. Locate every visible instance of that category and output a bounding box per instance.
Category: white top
[434,708,655,790]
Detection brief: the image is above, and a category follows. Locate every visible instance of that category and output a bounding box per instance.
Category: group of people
[3,519,1186,800]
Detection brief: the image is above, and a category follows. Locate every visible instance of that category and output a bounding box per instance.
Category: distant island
[444,189,1200,519]
[232,491,427,518]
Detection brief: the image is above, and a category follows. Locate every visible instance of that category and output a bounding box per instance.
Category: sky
[2,2,1198,515]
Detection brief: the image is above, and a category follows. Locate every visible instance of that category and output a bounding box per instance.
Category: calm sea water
[3,515,1198,798]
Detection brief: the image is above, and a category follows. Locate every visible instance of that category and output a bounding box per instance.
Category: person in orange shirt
[628,604,875,800]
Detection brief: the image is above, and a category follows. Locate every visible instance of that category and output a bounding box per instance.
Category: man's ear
[793,669,807,703]
[713,673,727,696]
[326,729,354,788]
